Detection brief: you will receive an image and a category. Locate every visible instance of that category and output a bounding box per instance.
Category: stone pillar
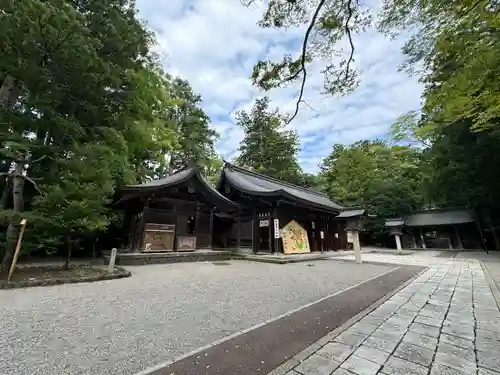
[395,234,402,251]
[352,229,362,264]
[420,228,426,249]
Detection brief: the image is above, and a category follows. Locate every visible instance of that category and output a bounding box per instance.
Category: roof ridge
[406,207,471,215]
[224,162,329,198]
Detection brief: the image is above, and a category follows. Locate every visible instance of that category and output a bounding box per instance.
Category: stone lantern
[385,219,405,251]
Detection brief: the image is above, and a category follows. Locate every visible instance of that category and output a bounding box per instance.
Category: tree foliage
[0,0,216,267]
[320,141,424,239]
[235,97,304,184]
[244,0,500,246]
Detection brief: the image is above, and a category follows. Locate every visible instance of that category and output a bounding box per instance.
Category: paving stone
[430,362,469,375]
[448,306,473,315]
[340,355,381,375]
[402,331,438,350]
[350,321,380,335]
[427,298,449,306]
[409,322,440,338]
[414,315,443,328]
[434,352,477,374]
[363,336,400,354]
[317,342,355,363]
[294,354,340,375]
[442,321,475,340]
[285,371,302,375]
[479,366,500,375]
[332,369,356,375]
[394,308,419,318]
[360,315,387,326]
[379,321,409,336]
[381,356,428,375]
[334,330,369,347]
[419,307,447,320]
[438,341,475,363]
[401,303,424,312]
[372,329,404,341]
[445,311,475,324]
[353,345,390,365]
[393,341,434,367]
[477,350,500,373]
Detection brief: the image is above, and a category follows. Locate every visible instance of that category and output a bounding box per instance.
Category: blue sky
[135,0,423,172]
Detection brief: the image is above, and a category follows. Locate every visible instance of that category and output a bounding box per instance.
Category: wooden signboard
[281,220,311,254]
[176,236,196,251]
[142,223,175,252]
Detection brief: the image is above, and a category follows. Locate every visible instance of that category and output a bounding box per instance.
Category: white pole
[395,234,402,251]
[353,230,362,264]
[108,248,117,273]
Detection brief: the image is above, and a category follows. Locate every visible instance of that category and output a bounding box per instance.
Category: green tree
[235,97,303,183]
[243,0,499,126]
[32,144,121,268]
[202,153,224,187]
[167,78,218,173]
[0,0,179,269]
[320,141,424,238]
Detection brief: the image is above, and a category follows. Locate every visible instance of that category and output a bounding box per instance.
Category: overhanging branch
[286,0,328,124]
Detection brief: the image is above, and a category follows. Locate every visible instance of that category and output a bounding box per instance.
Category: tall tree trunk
[0,75,21,108]
[65,234,72,270]
[0,177,11,209]
[1,159,26,271]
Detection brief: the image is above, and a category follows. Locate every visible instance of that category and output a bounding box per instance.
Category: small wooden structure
[114,166,239,252]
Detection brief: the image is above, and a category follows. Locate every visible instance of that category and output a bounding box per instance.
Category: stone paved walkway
[276,256,500,375]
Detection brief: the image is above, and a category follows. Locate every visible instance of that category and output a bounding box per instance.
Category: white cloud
[136,0,423,172]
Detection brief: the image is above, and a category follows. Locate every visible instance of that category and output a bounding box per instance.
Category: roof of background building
[337,208,366,218]
[385,208,475,228]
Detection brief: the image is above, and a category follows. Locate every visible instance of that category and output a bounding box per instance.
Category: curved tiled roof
[220,164,344,213]
[119,166,238,210]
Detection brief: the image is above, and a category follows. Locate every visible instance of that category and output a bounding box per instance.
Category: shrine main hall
[112,162,364,261]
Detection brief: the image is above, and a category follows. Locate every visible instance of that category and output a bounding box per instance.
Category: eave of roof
[220,163,344,213]
[385,208,475,228]
[337,208,366,218]
[385,218,405,227]
[118,166,238,209]
[404,209,475,227]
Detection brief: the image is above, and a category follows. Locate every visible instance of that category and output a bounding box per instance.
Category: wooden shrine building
[216,163,364,254]
[114,166,239,252]
[113,163,364,261]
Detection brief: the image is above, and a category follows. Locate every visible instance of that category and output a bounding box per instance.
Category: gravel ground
[0,259,394,375]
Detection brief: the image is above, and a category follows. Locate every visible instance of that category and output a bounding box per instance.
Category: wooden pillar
[208,208,214,249]
[268,210,272,252]
[128,214,137,251]
[195,201,200,233]
[252,210,257,253]
[236,208,241,251]
[326,217,330,251]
